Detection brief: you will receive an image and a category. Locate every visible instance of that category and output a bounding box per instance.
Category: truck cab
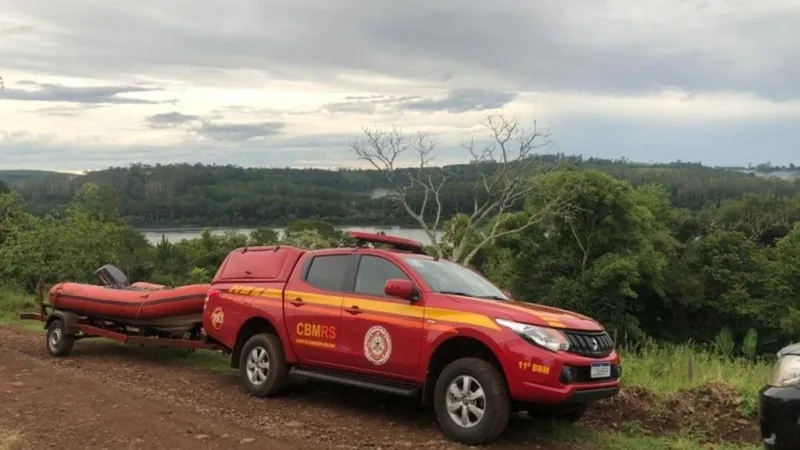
[202,232,621,445]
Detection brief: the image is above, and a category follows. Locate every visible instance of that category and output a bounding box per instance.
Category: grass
[619,339,773,418]
[0,289,41,330]
[620,339,773,398]
[536,422,761,450]
[0,288,767,448]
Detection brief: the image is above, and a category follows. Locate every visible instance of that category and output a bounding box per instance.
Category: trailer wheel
[239,333,288,397]
[433,357,510,445]
[46,319,74,357]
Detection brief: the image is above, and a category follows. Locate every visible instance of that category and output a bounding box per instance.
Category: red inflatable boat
[49,282,210,319]
[47,265,211,335]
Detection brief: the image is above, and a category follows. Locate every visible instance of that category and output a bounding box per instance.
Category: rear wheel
[239,333,288,397]
[433,357,510,445]
[46,319,74,357]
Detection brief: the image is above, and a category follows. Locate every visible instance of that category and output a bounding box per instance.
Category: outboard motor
[95,264,129,288]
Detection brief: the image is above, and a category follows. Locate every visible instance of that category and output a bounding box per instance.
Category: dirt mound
[584,382,757,444]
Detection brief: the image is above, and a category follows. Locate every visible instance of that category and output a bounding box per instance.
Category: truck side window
[305,255,350,291]
[354,255,409,297]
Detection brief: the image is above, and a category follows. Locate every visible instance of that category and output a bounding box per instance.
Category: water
[139,226,442,245]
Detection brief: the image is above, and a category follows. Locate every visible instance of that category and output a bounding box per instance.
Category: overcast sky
[1,0,798,172]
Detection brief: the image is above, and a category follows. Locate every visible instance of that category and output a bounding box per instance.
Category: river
[139,226,441,245]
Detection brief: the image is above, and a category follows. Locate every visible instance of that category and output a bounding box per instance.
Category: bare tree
[350,115,572,266]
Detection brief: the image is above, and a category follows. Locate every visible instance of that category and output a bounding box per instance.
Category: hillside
[11,158,800,227]
[0,170,72,186]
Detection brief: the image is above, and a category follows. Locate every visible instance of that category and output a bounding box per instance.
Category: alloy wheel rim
[445,375,486,428]
[245,346,270,385]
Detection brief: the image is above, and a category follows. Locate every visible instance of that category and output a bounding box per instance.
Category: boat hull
[90,313,205,335]
[49,282,210,323]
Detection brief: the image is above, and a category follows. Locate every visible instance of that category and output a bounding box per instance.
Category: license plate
[590,362,611,379]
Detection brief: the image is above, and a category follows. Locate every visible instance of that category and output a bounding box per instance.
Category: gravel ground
[0,325,576,450]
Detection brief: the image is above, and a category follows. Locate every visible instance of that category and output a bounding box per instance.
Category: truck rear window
[305,255,350,291]
[216,247,302,282]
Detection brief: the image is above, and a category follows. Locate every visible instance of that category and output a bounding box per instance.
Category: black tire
[527,403,588,423]
[238,333,288,397]
[433,357,511,445]
[46,319,74,357]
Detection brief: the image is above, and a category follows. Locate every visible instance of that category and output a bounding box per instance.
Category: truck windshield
[402,255,510,301]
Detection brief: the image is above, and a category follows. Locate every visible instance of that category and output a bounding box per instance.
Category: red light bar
[348,231,425,254]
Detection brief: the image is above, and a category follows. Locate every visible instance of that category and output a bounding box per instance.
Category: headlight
[768,355,800,387]
[495,318,570,352]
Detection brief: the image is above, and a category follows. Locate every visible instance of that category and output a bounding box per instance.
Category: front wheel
[433,357,511,445]
[239,333,288,397]
[46,319,74,357]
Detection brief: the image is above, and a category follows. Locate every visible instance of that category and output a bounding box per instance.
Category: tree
[350,115,572,265]
[68,183,120,223]
[0,180,9,193]
[486,170,675,339]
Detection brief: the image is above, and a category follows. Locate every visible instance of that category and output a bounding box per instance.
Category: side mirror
[384,278,415,300]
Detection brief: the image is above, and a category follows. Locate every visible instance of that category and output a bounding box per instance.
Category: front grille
[563,330,615,358]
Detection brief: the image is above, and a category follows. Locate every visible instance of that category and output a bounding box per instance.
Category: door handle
[289,298,305,307]
[344,305,363,315]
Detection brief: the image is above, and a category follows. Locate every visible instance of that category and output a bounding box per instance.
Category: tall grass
[619,338,773,399]
[0,287,36,320]
[619,338,776,418]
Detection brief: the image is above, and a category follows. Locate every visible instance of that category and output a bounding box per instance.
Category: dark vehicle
[759,342,800,449]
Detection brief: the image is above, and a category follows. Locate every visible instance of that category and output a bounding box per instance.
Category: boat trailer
[19,294,227,358]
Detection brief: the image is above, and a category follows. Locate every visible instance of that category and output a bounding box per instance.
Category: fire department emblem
[210,307,224,330]
[363,325,392,365]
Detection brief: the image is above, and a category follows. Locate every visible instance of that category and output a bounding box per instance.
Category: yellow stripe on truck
[285,290,342,307]
[468,296,569,329]
[227,285,502,331]
[425,307,501,330]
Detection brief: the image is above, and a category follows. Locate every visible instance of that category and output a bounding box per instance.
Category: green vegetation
[622,340,771,399]
[11,158,800,228]
[537,424,760,450]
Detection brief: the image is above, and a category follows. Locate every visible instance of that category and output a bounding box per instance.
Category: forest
[2,157,800,359]
[6,156,800,228]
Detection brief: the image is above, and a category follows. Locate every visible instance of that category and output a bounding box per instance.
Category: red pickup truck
[202,232,621,444]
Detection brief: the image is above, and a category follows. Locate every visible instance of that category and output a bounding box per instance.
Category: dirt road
[0,325,573,450]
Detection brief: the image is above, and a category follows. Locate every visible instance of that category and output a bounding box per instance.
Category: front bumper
[759,384,800,449]
[504,343,622,404]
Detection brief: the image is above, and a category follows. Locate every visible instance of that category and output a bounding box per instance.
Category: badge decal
[363,325,392,365]
[210,307,224,330]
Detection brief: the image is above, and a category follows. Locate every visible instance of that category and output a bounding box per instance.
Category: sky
[1,0,798,172]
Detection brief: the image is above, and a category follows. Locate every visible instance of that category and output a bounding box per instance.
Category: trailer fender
[46,310,80,335]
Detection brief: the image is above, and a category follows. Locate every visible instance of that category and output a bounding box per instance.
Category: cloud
[400,89,519,113]
[2,115,797,173]
[194,121,285,142]
[321,89,519,115]
[29,104,106,117]
[144,111,284,141]
[0,81,170,104]
[146,112,201,128]
[0,0,798,171]
[2,0,798,100]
